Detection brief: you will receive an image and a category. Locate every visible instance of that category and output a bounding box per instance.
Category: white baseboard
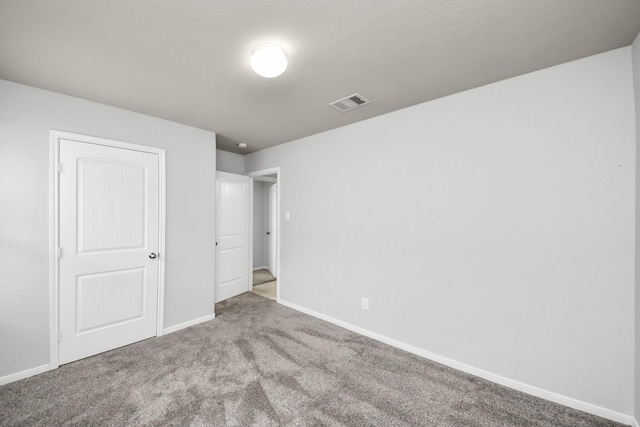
[0,364,50,386]
[162,313,215,335]
[253,266,269,271]
[278,299,634,426]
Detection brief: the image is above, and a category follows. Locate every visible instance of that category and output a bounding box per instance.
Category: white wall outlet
[284,211,291,221]
[361,297,369,310]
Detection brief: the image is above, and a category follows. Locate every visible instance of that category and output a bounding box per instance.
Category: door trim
[49,130,166,369]
[246,167,281,302]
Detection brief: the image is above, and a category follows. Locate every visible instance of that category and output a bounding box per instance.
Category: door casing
[49,130,166,370]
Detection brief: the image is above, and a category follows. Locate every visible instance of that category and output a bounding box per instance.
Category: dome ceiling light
[251,44,288,78]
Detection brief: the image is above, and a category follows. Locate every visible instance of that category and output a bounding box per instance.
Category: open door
[216,171,251,302]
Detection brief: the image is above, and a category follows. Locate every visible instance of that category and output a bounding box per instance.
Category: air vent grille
[329,93,371,112]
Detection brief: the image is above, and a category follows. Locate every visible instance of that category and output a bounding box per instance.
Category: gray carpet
[0,292,624,426]
[253,268,276,286]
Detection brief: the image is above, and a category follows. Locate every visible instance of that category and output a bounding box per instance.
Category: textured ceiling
[1,0,640,153]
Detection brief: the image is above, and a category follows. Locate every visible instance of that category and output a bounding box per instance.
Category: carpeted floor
[253,269,276,286]
[0,292,625,426]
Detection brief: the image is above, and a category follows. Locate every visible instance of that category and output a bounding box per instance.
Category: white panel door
[268,183,277,277]
[216,171,250,302]
[59,139,160,365]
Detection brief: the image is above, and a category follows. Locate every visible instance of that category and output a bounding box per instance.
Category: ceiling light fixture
[238,143,248,149]
[251,44,288,78]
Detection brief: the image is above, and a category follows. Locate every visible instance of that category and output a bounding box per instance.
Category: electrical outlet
[361,297,369,310]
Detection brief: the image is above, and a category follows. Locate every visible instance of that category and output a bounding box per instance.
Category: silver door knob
[149,253,158,259]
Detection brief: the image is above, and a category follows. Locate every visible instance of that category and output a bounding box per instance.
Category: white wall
[633,33,640,424]
[253,180,270,269]
[246,48,636,416]
[0,80,217,379]
[216,149,245,174]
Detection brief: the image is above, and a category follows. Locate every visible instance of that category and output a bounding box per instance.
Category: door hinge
[57,331,62,343]
[57,162,62,174]
[57,248,62,259]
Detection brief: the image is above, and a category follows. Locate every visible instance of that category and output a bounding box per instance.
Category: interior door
[268,183,277,277]
[58,139,160,365]
[216,171,250,302]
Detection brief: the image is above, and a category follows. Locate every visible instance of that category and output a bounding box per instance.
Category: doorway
[247,168,280,302]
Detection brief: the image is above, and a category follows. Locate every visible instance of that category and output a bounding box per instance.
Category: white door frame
[246,167,281,302]
[49,130,166,369]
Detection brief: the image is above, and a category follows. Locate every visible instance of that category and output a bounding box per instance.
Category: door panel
[216,171,250,302]
[76,268,145,333]
[78,160,145,252]
[219,248,243,283]
[59,139,159,365]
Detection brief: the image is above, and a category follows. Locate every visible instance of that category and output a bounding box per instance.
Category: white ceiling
[1,1,640,154]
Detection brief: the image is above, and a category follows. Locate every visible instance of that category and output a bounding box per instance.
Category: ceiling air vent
[329,93,371,112]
